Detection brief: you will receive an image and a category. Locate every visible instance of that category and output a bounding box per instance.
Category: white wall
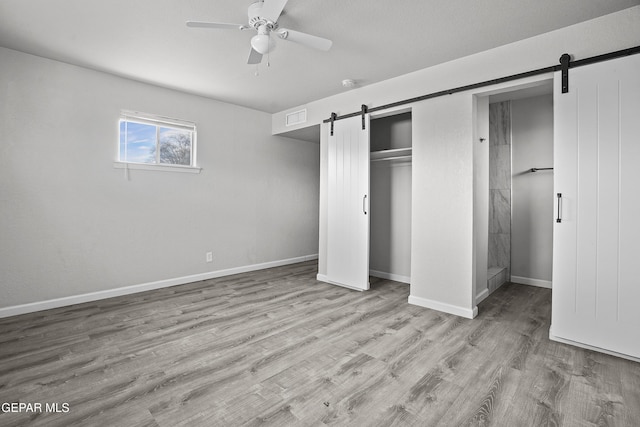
[295,7,639,318]
[511,94,554,286]
[0,47,319,313]
[409,95,477,318]
[474,96,490,304]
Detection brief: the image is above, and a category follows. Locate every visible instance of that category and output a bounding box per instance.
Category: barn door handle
[556,193,562,223]
[363,195,367,215]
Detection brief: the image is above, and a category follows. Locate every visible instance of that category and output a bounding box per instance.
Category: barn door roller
[560,53,571,94]
[361,104,368,130]
[330,112,337,136]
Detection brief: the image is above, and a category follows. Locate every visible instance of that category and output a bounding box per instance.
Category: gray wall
[511,94,554,285]
[0,47,320,310]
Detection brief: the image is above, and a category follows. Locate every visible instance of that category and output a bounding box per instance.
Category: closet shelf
[370,147,412,162]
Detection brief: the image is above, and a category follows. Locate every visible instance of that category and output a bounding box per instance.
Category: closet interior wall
[369,112,412,283]
[488,102,511,293]
[486,91,554,294]
[510,94,554,288]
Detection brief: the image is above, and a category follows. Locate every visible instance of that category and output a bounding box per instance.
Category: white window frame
[114,110,201,173]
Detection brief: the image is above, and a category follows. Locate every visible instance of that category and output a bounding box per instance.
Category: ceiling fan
[186,0,333,65]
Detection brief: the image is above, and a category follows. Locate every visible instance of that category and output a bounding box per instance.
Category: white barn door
[326,115,370,290]
[552,54,640,359]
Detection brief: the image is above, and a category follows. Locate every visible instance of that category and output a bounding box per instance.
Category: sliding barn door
[326,115,370,290]
[552,54,640,359]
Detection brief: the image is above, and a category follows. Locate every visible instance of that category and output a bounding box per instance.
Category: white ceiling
[1,0,638,113]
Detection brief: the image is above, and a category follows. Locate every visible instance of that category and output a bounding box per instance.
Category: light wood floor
[1,261,639,426]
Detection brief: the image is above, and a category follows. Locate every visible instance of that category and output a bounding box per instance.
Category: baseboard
[369,269,410,284]
[408,295,478,319]
[511,275,552,289]
[475,288,490,305]
[549,327,640,363]
[0,254,319,319]
[319,271,410,285]
[315,274,365,291]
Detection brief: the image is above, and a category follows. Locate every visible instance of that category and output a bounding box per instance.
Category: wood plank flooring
[1,261,639,426]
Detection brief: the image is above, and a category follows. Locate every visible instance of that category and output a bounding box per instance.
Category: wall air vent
[285,109,307,127]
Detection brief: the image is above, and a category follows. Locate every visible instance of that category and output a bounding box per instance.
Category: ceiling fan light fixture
[251,33,275,54]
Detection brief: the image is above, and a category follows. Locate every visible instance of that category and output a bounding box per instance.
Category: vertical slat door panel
[575,82,598,317]
[327,115,370,290]
[596,78,620,322]
[619,67,640,325]
[552,54,640,359]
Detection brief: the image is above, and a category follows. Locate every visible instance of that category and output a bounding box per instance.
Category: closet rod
[323,45,640,124]
[530,167,553,172]
[371,155,412,162]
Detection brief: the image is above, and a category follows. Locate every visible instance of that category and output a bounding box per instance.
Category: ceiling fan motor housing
[248,1,278,31]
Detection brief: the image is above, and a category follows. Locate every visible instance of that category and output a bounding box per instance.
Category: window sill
[113,162,201,174]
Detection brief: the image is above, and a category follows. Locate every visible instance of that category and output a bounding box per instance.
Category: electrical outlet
[206,252,213,263]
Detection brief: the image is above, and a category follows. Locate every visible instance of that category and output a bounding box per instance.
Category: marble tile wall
[488,267,508,294]
[488,101,511,279]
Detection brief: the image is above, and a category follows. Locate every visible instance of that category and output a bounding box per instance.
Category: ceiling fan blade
[260,0,289,23]
[186,21,248,30]
[277,28,332,51]
[247,48,263,64]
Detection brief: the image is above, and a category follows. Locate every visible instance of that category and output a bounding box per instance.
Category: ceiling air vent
[285,109,307,127]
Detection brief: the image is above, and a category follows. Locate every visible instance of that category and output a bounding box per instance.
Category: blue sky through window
[119,121,156,163]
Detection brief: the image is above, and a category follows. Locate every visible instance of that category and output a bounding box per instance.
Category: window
[117,111,198,171]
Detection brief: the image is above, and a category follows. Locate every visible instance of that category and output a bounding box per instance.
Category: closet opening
[369,110,412,287]
[475,80,554,306]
